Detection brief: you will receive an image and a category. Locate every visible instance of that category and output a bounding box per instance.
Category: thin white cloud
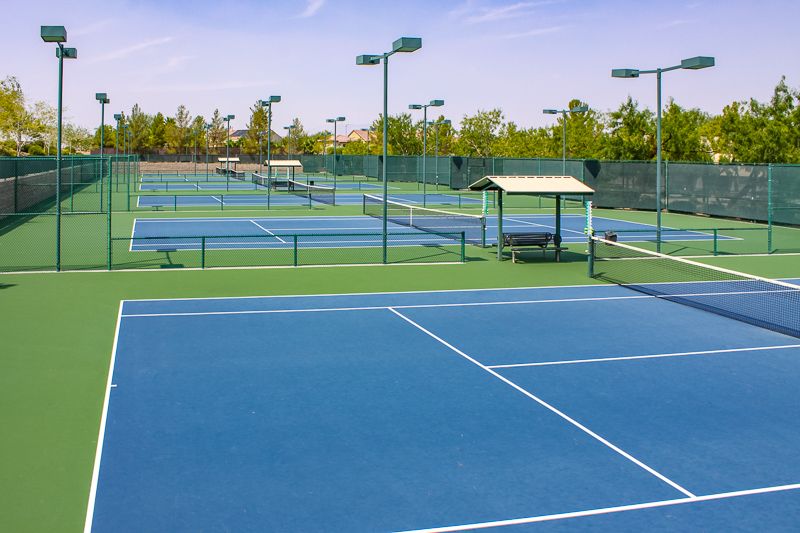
[454,1,557,24]
[502,25,568,38]
[298,0,325,18]
[89,37,174,62]
[663,19,690,27]
[71,19,116,37]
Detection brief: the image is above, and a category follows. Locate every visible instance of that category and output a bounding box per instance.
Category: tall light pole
[432,118,451,189]
[204,123,211,177]
[96,93,109,204]
[326,116,345,202]
[543,105,588,175]
[258,130,267,176]
[192,130,199,175]
[283,125,295,159]
[612,56,714,252]
[114,113,122,191]
[41,26,77,272]
[356,37,422,263]
[223,114,234,175]
[409,99,443,206]
[259,96,280,178]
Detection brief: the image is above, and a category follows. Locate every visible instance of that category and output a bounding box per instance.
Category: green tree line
[2,76,799,163]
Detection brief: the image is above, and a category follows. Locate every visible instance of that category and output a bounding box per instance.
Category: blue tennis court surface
[129,214,729,251]
[86,285,800,532]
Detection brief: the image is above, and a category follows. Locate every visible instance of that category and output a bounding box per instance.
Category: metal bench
[501,232,567,262]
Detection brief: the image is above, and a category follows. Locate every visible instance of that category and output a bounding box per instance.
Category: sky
[6,0,800,136]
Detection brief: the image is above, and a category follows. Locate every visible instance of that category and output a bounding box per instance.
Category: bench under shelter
[468,175,595,262]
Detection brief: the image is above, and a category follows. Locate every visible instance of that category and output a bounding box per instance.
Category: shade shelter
[469,175,595,261]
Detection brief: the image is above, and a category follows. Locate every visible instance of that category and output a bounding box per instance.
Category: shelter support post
[497,191,503,261]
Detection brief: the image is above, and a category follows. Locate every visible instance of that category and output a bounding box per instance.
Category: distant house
[348,129,376,143]
[229,129,282,143]
[324,134,351,148]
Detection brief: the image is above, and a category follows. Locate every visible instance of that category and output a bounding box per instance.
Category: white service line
[250,220,287,243]
[487,344,800,369]
[387,307,696,499]
[391,483,800,533]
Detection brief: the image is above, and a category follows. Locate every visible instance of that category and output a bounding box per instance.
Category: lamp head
[96,93,107,101]
[41,26,67,43]
[681,56,715,70]
[441,119,451,125]
[612,69,639,78]
[269,95,281,103]
[356,54,381,66]
[409,104,422,110]
[543,109,558,114]
[570,106,589,112]
[326,119,334,123]
[337,117,345,122]
[392,37,422,53]
[57,47,77,59]
[429,100,444,107]
[113,114,123,121]
[227,114,235,120]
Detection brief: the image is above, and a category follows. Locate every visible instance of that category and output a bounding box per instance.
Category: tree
[455,109,504,157]
[244,100,269,155]
[0,76,43,156]
[371,113,421,155]
[602,97,655,160]
[660,98,712,162]
[209,110,226,153]
[129,104,153,153]
[149,112,167,150]
[166,105,192,153]
[63,122,92,153]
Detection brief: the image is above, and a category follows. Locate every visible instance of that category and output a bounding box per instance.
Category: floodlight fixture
[357,37,422,261]
[223,115,234,172]
[41,26,67,43]
[113,113,123,121]
[392,37,422,53]
[429,100,444,107]
[259,97,281,177]
[611,55,715,251]
[409,104,422,110]
[543,109,558,114]
[681,56,714,70]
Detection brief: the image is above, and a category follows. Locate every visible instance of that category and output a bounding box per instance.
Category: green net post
[201,237,206,268]
[293,235,298,266]
[174,196,177,212]
[713,229,718,256]
[588,237,595,278]
[221,195,224,210]
[461,232,466,262]
[768,164,773,253]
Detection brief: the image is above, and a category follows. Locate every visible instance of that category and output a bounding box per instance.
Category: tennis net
[288,178,335,206]
[363,194,485,246]
[589,236,800,338]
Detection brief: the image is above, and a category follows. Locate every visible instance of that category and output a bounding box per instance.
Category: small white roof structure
[218,157,240,163]
[469,175,594,195]
[266,160,303,167]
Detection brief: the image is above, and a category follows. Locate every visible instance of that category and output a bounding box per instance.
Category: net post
[362,194,366,214]
[174,195,177,212]
[293,235,298,266]
[201,237,206,268]
[768,164,773,253]
[221,195,224,210]
[713,229,718,256]
[461,231,466,262]
[587,237,595,278]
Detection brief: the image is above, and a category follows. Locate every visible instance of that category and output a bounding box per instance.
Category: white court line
[503,216,588,236]
[388,307,696,499]
[488,344,800,369]
[250,220,287,244]
[392,483,800,533]
[83,301,124,533]
[120,294,651,318]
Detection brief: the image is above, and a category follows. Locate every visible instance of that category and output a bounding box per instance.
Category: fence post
[768,164,773,253]
[293,235,298,266]
[201,237,206,268]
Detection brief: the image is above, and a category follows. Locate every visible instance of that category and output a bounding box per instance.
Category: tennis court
[86,283,800,532]
[128,214,729,251]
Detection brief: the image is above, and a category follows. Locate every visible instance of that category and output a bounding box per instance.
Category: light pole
[356,37,422,263]
[432,118,451,190]
[409,99,443,206]
[192,130,199,175]
[258,130,267,175]
[259,96,280,178]
[96,93,109,203]
[204,123,211,177]
[41,26,77,272]
[543,105,588,175]
[326,116,345,201]
[283,125,295,159]
[114,113,122,192]
[612,56,714,252]
[223,114,234,175]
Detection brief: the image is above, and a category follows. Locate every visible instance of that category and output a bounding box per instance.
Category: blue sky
[7,0,800,135]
